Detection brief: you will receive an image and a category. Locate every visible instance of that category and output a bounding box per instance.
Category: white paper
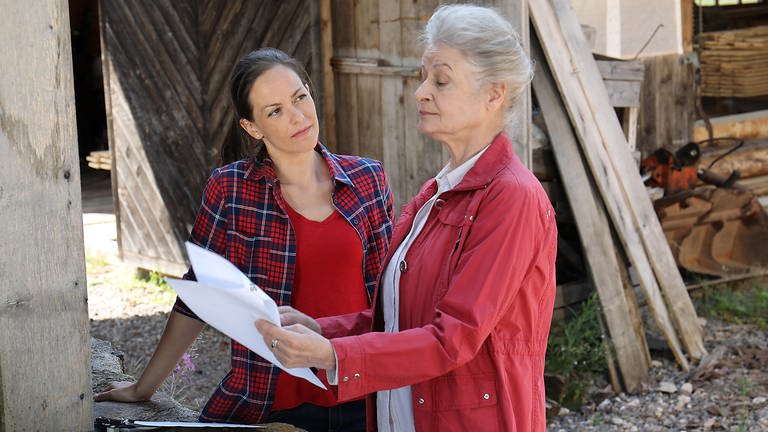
[133,420,265,428]
[166,241,327,389]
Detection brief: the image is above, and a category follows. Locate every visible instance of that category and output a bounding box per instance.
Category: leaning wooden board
[529,0,706,365]
[532,37,650,391]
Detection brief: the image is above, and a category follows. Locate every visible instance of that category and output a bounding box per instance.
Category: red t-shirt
[271,204,368,410]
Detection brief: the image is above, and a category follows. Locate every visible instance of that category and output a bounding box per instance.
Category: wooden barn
[2,0,767,429]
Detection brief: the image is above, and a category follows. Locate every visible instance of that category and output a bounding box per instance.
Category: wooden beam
[533,39,650,391]
[530,0,705,366]
[319,0,337,152]
[681,0,693,53]
[0,0,92,429]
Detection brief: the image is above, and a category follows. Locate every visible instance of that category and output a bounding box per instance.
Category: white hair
[420,3,533,125]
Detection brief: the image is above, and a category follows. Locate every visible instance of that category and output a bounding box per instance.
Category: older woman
[258,4,557,431]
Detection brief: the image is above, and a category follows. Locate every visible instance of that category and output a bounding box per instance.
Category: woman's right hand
[94,381,152,403]
[277,306,321,334]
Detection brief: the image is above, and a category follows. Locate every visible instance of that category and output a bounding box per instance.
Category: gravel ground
[85,217,768,430]
[546,318,768,431]
[85,215,231,412]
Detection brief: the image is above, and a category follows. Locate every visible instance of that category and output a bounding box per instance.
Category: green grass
[697,278,768,329]
[546,293,609,409]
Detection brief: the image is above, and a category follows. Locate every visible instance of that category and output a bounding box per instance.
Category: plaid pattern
[173,144,393,424]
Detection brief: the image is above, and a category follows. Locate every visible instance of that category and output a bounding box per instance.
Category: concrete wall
[573,0,682,59]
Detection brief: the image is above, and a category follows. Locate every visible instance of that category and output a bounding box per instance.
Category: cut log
[693,110,768,142]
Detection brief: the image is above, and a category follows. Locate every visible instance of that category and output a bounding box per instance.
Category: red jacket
[318,132,558,431]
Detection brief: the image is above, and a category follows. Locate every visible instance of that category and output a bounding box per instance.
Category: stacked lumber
[529,0,706,392]
[699,26,768,97]
[86,150,112,170]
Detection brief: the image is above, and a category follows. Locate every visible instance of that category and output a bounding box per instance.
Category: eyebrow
[424,62,453,70]
[262,87,305,110]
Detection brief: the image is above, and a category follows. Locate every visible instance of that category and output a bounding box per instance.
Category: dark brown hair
[219,48,311,165]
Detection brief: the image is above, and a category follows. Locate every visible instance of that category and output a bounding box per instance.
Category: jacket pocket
[432,374,497,410]
[428,374,501,431]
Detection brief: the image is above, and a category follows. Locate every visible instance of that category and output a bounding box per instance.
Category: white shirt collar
[434,145,490,193]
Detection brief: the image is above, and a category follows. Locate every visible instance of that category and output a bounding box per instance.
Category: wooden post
[0,0,92,430]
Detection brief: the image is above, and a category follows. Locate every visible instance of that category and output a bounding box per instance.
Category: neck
[271,149,326,187]
[443,124,502,167]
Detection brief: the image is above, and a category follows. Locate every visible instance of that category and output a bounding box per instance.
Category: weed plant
[697,278,768,329]
[545,293,609,409]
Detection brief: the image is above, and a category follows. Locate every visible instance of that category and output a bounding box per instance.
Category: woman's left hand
[256,320,337,370]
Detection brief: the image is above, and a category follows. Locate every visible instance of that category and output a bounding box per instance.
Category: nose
[415,80,431,103]
[288,105,305,124]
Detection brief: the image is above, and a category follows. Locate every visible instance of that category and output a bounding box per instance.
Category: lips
[291,125,312,138]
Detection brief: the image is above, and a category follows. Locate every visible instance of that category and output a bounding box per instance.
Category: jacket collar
[242,143,354,187]
[453,131,517,191]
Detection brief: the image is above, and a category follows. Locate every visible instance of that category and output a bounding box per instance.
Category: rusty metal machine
[642,139,768,277]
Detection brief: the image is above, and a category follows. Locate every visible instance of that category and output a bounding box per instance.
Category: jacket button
[483,393,490,400]
[354,373,360,379]
[434,199,445,209]
[342,376,349,382]
[399,260,407,273]
[417,398,425,405]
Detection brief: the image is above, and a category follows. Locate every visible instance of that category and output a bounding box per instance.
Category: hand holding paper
[256,320,337,371]
[165,242,327,389]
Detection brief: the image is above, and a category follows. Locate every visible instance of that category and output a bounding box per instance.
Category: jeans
[266,399,366,432]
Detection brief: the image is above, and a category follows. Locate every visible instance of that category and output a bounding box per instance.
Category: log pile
[529,0,706,392]
[699,26,768,97]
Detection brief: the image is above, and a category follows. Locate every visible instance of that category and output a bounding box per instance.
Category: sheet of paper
[133,420,265,428]
[166,241,327,389]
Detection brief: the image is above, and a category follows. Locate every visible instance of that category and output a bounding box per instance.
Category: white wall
[573,0,682,59]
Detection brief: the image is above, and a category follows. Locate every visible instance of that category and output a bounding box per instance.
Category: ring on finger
[271,338,279,349]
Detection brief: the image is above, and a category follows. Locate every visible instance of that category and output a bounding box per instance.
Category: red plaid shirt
[173,144,393,424]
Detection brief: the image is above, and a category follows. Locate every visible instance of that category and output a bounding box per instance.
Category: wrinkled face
[415,44,491,143]
[241,65,319,157]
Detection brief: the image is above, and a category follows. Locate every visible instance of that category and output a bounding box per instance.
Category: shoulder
[330,153,386,177]
[484,160,552,220]
[203,158,261,199]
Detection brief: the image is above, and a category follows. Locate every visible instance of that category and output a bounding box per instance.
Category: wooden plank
[532,39,650,391]
[331,0,360,157]
[377,0,404,212]
[681,0,693,53]
[638,54,695,155]
[693,110,768,142]
[603,80,642,108]
[355,0,383,162]
[530,0,704,368]
[596,60,645,81]
[0,0,91,429]
[319,0,337,151]
[543,0,705,363]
